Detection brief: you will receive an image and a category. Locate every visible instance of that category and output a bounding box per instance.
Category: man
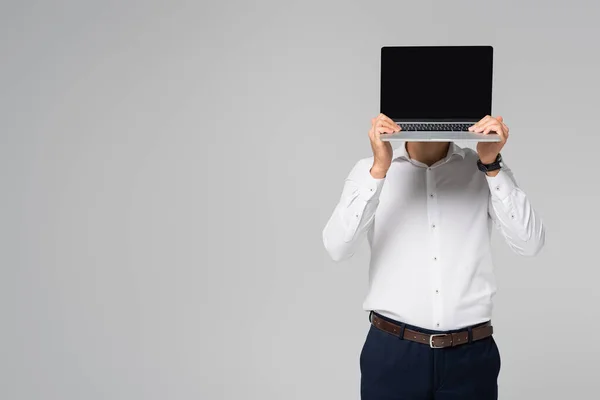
[322,113,545,400]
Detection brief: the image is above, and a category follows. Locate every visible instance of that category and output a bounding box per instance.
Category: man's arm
[486,162,546,256]
[323,114,400,262]
[322,159,385,261]
[469,115,545,256]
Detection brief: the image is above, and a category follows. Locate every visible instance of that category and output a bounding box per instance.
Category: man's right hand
[369,113,401,179]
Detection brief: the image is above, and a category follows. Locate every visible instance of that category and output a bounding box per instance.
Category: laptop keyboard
[399,123,472,131]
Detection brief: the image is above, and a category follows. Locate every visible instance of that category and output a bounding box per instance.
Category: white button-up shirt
[322,143,545,330]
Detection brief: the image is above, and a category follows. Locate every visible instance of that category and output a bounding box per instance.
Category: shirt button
[430,193,434,198]
[370,188,373,192]
[432,224,436,228]
[496,186,500,191]
[436,323,440,327]
[435,289,439,294]
[433,257,437,261]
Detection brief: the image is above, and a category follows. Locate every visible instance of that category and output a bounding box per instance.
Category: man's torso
[363,144,497,330]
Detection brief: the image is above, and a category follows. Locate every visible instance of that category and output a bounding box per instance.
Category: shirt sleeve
[322,158,386,262]
[486,162,546,256]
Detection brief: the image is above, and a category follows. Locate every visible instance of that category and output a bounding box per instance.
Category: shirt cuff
[486,170,516,201]
[349,163,386,201]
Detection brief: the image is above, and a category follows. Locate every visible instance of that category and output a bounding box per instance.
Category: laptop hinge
[393,119,478,124]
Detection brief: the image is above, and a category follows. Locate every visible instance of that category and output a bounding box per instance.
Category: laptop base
[380,131,502,142]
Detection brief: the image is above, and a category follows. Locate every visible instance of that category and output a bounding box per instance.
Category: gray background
[1,0,597,399]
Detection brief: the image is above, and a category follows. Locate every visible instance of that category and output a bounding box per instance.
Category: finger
[377,114,400,130]
[372,115,386,128]
[375,125,396,135]
[482,123,503,135]
[491,117,506,137]
[380,118,400,131]
[377,120,400,132]
[376,124,396,133]
[472,121,496,133]
[483,124,507,142]
[469,115,492,131]
[497,127,508,143]
[501,124,509,141]
[475,119,502,133]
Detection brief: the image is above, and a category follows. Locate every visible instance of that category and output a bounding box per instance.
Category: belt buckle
[429,333,447,349]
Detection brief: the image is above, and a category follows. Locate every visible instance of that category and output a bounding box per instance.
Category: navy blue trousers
[360,312,501,400]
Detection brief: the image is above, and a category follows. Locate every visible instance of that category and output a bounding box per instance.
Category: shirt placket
[426,166,443,329]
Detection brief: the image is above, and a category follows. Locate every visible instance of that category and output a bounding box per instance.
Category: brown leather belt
[371,313,493,349]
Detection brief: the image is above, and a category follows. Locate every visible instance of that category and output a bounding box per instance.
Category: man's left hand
[469,115,509,165]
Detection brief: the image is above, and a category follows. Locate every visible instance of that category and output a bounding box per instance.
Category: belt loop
[467,326,473,344]
[398,322,406,340]
[368,310,373,323]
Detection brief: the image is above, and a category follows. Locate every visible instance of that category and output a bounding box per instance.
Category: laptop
[379,46,500,142]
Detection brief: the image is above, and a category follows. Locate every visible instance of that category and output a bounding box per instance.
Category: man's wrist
[479,154,498,164]
[478,153,502,176]
[370,165,388,179]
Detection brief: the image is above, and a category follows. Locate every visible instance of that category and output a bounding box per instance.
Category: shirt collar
[392,142,466,163]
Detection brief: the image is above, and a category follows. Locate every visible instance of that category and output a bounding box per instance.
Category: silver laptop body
[379,46,501,142]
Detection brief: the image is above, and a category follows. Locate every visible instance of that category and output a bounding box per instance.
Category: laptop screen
[380,46,493,121]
